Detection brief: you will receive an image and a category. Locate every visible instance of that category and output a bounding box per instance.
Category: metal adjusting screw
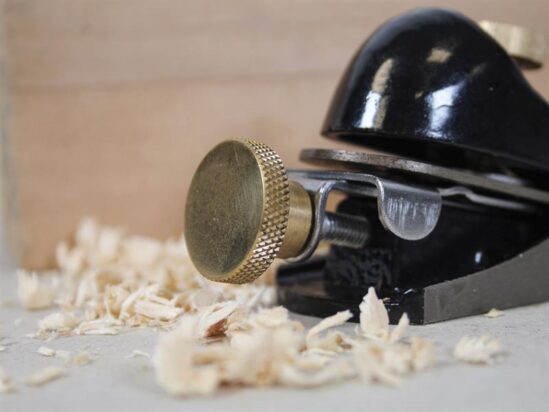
[185,139,369,284]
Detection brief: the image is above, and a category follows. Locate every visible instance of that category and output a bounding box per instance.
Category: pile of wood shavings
[152,288,436,396]
[18,218,275,339]
[12,218,504,397]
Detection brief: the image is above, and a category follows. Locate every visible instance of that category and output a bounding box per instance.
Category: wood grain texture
[4,0,549,268]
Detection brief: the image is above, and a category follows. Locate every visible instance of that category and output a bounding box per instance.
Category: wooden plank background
[4,0,549,268]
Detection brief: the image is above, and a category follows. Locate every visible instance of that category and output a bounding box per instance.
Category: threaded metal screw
[320,211,370,249]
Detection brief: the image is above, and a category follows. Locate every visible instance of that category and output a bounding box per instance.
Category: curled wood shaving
[277,358,355,388]
[353,336,435,386]
[359,288,389,339]
[305,310,353,353]
[306,310,352,343]
[25,366,66,386]
[306,330,352,353]
[133,300,183,322]
[389,313,410,343]
[198,302,239,339]
[17,270,60,310]
[358,287,409,343]
[153,316,220,396]
[353,341,405,386]
[37,312,79,338]
[408,337,436,371]
[74,318,122,336]
[453,335,502,364]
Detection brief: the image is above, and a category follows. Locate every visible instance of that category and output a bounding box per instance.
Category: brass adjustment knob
[185,139,313,284]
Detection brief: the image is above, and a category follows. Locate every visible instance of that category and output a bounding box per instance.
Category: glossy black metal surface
[322,9,549,179]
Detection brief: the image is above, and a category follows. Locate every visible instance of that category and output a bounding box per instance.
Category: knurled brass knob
[185,139,313,284]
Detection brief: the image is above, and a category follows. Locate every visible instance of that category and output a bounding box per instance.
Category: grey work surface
[0,272,548,412]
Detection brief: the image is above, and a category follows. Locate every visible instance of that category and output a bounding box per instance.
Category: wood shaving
[389,313,410,343]
[359,287,389,339]
[277,358,355,388]
[17,270,60,310]
[153,316,220,396]
[306,310,352,343]
[306,330,351,353]
[127,349,151,359]
[37,312,79,338]
[485,308,504,318]
[25,366,66,386]
[453,335,502,364]
[36,346,74,362]
[352,336,434,386]
[358,287,409,343]
[197,301,239,338]
[72,351,93,366]
[74,318,122,336]
[0,367,14,394]
[353,341,405,386]
[37,346,56,357]
[408,337,436,371]
[305,310,353,353]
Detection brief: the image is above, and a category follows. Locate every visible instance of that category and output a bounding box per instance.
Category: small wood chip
[38,312,79,334]
[358,287,409,343]
[25,366,66,386]
[37,346,56,357]
[74,319,122,336]
[198,302,239,338]
[453,335,502,364]
[485,308,504,318]
[17,270,60,310]
[126,349,151,359]
[358,288,389,340]
[133,300,183,322]
[72,351,93,366]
